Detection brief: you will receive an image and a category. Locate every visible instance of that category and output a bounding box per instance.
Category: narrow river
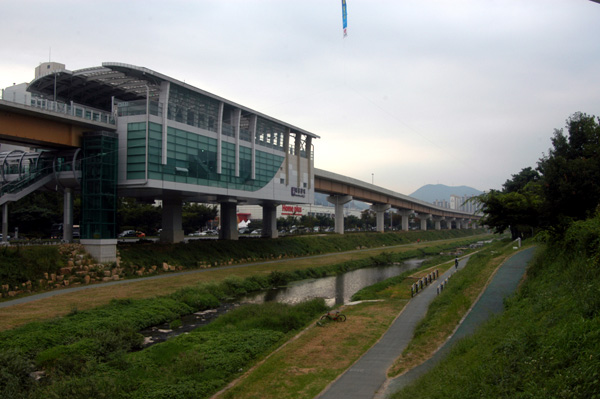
[140,258,425,346]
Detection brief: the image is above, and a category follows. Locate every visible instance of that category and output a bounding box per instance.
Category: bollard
[429,273,432,283]
[419,279,423,289]
[436,286,440,295]
[436,269,439,279]
[411,284,414,297]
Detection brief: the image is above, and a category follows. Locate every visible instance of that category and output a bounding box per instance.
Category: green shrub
[0,245,65,288]
[169,319,182,330]
[206,299,327,334]
[0,349,35,399]
[169,287,220,310]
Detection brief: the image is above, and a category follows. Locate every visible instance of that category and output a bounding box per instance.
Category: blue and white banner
[342,0,348,37]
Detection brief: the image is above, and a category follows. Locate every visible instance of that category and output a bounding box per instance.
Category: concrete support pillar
[262,202,279,239]
[371,203,391,233]
[63,188,73,243]
[399,209,412,231]
[80,240,118,263]
[434,217,442,230]
[327,195,352,234]
[420,214,432,231]
[160,198,185,243]
[219,200,239,240]
[1,203,8,243]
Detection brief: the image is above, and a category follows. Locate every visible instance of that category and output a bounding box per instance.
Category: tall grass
[6,299,328,399]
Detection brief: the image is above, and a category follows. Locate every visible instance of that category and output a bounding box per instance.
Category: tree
[503,167,540,193]
[477,182,542,239]
[537,112,600,228]
[277,216,297,231]
[360,209,375,230]
[8,191,63,238]
[478,112,600,238]
[182,203,218,234]
[117,198,162,234]
[345,215,360,230]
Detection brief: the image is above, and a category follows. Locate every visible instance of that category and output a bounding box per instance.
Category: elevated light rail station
[1,62,479,262]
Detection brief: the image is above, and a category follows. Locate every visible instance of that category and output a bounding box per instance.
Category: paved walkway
[316,247,535,399]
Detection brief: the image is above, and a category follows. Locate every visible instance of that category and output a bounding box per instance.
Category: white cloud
[1,0,599,195]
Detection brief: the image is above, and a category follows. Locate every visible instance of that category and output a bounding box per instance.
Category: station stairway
[0,149,81,206]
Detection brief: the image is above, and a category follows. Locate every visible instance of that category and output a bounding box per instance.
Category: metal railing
[2,94,116,125]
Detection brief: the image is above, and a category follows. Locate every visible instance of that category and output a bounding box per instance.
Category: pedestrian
[455,257,459,269]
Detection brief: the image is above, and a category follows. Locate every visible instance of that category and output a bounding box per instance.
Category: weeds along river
[140,258,425,347]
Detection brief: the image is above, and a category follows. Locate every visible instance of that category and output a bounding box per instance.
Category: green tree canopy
[477,111,600,238]
[182,203,218,234]
[537,112,600,228]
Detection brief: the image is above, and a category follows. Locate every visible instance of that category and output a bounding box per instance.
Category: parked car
[118,230,145,238]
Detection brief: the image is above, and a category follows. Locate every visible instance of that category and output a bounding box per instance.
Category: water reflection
[140,259,424,347]
[242,259,424,307]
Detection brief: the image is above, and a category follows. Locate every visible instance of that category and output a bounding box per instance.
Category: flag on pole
[342,0,348,37]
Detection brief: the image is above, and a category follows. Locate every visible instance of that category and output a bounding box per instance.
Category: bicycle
[316,310,347,326]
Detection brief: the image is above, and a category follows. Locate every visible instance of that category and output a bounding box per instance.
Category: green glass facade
[167,85,220,131]
[126,122,284,191]
[81,131,118,239]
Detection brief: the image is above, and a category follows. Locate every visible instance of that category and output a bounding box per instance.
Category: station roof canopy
[27,62,320,139]
[28,63,163,111]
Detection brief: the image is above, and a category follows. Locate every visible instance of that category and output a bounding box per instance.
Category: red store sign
[282,205,302,215]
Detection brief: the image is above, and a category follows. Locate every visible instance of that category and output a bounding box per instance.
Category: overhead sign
[291,187,306,197]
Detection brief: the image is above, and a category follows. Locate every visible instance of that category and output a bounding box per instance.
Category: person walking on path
[455,257,459,269]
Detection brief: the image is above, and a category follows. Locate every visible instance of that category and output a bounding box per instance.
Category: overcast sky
[1,0,599,195]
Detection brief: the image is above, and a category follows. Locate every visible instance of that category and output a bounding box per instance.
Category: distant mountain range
[409,184,483,204]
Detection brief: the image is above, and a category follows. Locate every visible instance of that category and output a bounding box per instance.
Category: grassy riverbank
[0,230,487,330]
[391,216,600,398]
[0,232,489,398]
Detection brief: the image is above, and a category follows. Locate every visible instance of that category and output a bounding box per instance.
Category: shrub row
[118,229,484,271]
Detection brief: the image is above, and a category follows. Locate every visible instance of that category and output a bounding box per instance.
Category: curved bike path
[316,247,535,399]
